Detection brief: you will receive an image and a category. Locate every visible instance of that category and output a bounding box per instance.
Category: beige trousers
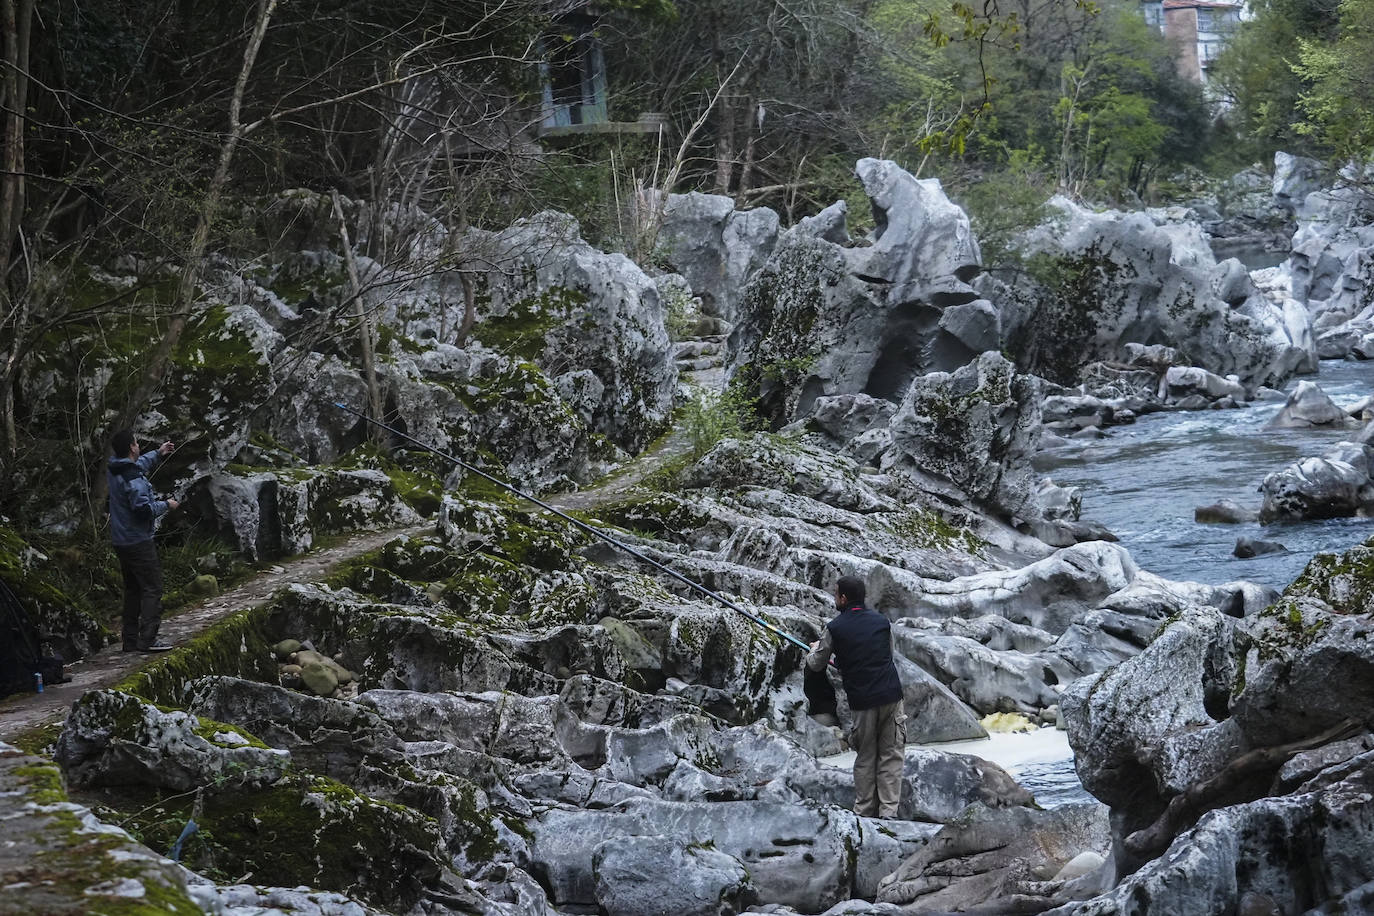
[850,699,906,818]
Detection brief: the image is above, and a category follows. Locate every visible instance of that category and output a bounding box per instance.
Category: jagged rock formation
[13,154,1366,916]
[656,191,781,324]
[1001,196,1315,389]
[1051,537,1374,914]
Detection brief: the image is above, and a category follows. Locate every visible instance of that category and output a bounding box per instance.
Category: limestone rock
[1266,380,1352,429]
[657,191,780,322]
[55,690,289,792]
[1195,499,1259,524]
[1233,537,1286,559]
[1259,446,1374,522]
[875,802,1110,911]
[887,352,1042,518]
[1009,197,1314,389]
[727,160,995,427]
[592,835,756,916]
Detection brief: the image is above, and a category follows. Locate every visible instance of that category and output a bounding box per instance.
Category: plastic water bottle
[34,672,43,693]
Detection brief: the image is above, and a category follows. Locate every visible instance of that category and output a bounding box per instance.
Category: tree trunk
[454,271,478,348]
[331,190,385,444]
[0,0,34,477]
[713,95,736,194]
[112,0,278,436]
[737,97,758,196]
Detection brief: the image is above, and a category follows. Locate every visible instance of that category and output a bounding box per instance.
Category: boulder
[1233,537,1286,559]
[1009,197,1313,389]
[1266,381,1352,429]
[1195,499,1259,524]
[465,211,676,452]
[528,798,930,913]
[875,802,1110,911]
[1272,152,1325,210]
[727,160,996,426]
[592,835,756,916]
[1162,366,1246,403]
[55,690,289,792]
[657,192,780,322]
[1259,448,1374,522]
[887,352,1042,518]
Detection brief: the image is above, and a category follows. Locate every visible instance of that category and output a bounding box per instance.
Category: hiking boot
[138,643,174,653]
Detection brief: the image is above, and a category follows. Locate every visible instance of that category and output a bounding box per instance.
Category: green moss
[115,603,278,707]
[1278,538,1374,615]
[104,773,444,909]
[9,721,64,758]
[472,286,587,360]
[190,716,272,750]
[1013,245,1133,384]
[730,236,831,427]
[3,751,202,915]
[884,508,986,554]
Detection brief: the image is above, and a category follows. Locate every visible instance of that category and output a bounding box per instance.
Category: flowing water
[936,359,1374,808]
[1036,359,1374,589]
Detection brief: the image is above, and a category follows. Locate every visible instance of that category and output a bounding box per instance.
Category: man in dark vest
[107,429,178,652]
[806,574,905,818]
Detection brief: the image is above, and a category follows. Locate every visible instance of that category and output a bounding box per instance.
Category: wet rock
[592,835,757,916]
[1259,445,1374,522]
[1162,366,1247,403]
[1195,499,1259,524]
[1266,380,1353,429]
[1234,536,1286,559]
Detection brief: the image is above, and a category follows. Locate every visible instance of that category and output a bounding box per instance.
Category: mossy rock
[301,661,339,696]
[106,773,449,911]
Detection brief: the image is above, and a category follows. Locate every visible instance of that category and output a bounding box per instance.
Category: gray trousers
[850,699,905,818]
[115,539,163,649]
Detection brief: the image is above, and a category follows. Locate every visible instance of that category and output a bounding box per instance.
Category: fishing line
[332,401,817,655]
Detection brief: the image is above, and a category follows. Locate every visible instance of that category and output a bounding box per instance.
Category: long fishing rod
[332,402,816,654]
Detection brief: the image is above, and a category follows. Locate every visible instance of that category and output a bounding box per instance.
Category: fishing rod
[332,401,816,655]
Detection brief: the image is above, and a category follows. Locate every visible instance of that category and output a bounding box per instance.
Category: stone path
[0,334,732,741]
[0,525,428,741]
[550,333,726,513]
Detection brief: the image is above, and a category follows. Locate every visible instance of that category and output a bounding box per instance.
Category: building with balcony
[1141,1,1245,84]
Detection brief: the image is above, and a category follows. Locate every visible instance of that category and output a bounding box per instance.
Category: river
[925,358,1374,809]
[1036,358,1374,589]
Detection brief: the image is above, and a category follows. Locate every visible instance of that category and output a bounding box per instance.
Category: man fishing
[807,575,906,818]
[107,430,178,652]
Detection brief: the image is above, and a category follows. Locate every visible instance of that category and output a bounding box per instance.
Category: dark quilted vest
[827,605,902,711]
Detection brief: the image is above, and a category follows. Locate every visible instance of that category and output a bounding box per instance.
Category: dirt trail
[0,525,428,741]
[0,339,729,741]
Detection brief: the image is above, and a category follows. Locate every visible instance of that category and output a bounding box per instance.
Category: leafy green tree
[1210,0,1343,157]
[1293,0,1374,160]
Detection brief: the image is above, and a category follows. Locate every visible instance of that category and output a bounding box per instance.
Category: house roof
[1162,1,1242,8]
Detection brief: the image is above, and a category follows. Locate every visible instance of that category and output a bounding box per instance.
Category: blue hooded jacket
[107,451,167,547]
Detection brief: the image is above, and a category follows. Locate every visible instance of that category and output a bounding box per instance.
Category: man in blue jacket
[807,575,906,818]
[108,429,178,652]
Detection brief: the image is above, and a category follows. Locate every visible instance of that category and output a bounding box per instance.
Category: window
[1142,2,1163,28]
[1196,8,1214,31]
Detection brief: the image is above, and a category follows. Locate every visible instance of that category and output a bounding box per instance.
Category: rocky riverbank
[4,156,1373,915]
